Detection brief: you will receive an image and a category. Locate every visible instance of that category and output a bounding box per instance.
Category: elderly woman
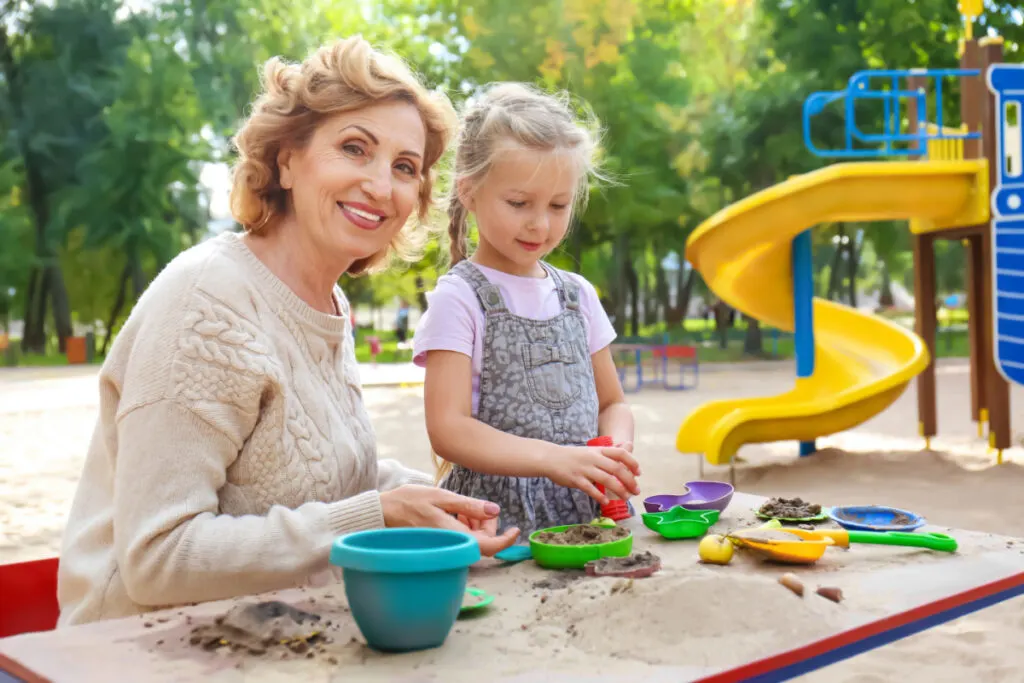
[57,37,519,627]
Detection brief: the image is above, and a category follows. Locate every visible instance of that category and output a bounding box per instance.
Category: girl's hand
[380,485,520,556]
[542,445,641,505]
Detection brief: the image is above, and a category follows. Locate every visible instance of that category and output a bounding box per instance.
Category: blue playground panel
[988,64,1024,387]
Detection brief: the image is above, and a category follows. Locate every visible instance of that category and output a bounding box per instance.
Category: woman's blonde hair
[229,36,457,276]
[445,82,604,266]
[433,82,604,483]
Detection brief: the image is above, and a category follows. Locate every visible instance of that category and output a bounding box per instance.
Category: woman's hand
[541,444,641,505]
[379,485,520,556]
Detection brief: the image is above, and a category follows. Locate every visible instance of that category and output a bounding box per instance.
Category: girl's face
[465,143,579,277]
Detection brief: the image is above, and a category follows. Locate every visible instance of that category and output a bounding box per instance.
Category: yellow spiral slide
[676,159,989,465]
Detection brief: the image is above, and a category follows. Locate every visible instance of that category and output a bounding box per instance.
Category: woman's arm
[423,350,640,502]
[592,346,635,450]
[112,399,384,607]
[112,399,512,608]
[377,460,435,490]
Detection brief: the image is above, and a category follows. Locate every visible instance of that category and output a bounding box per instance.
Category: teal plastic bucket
[330,528,480,652]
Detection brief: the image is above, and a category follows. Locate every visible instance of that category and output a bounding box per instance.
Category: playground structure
[676,4,1022,472]
[611,340,699,393]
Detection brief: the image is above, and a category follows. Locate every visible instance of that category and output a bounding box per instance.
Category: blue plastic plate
[829,505,926,532]
[494,544,533,563]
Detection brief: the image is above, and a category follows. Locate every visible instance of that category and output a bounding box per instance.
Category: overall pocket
[521,340,583,410]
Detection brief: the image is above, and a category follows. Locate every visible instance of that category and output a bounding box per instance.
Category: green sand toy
[459,587,494,615]
[642,506,721,539]
[528,524,633,569]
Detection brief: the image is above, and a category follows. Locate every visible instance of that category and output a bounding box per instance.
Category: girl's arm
[592,346,635,449]
[423,349,640,503]
[424,350,556,477]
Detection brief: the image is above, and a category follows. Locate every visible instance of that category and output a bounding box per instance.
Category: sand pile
[532,571,853,667]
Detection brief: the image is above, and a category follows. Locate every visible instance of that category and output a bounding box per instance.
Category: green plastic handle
[847,530,958,553]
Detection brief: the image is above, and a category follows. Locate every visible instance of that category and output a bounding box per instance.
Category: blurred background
[0,0,1020,367]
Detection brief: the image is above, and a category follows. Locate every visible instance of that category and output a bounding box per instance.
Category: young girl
[413,83,640,536]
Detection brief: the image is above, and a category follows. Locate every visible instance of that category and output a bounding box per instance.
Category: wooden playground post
[978,37,1012,455]
[908,39,1012,456]
[912,233,938,444]
[961,38,987,430]
[964,235,987,430]
[907,74,938,444]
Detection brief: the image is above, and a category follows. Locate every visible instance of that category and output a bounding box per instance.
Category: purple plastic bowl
[643,481,734,513]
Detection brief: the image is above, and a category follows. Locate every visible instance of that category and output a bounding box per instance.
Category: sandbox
[2,492,1023,683]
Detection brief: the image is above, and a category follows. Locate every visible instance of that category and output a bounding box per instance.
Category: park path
[0,362,427,415]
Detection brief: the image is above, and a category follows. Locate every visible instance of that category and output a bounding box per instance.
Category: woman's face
[277,100,427,271]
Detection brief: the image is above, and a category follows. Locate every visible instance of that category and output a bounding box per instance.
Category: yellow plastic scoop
[728,526,958,564]
[728,528,835,564]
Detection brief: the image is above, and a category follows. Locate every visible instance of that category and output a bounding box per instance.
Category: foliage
[2,0,1022,354]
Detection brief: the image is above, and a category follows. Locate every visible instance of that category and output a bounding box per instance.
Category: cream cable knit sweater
[57,231,433,627]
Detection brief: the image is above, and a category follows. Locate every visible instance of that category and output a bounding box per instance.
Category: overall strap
[451,261,508,314]
[541,263,581,312]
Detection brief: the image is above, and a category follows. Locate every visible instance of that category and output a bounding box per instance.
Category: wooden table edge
[0,652,52,683]
[693,568,1024,682]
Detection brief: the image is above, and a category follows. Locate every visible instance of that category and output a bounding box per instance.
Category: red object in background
[587,436,631,521]
[367,336,382,356]
[0,557,60,638]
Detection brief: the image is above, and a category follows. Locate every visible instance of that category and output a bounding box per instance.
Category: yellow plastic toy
[959,0,982,40]
[676,161,988,468]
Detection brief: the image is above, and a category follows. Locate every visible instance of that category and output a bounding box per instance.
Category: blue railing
[803,68,982,158]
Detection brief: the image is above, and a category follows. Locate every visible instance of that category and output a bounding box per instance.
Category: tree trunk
[101,264,131,356]
[625,256,640,337]
[665,266,696,326]
[612,235,627,335]
[847,229,861,308]
[879,261,894,308]
[826,224,846,300]
[414,275,429,312]
[2,24,71,353]
[21,265,47,354]
[743,317,763,356]
[643,265,658,327]
[48,263,72,352]
[713,300,732,350]
[655,258,668,322]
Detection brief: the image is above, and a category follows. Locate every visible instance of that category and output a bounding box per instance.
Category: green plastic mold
[528,524,633,569]
[642,506,721,539]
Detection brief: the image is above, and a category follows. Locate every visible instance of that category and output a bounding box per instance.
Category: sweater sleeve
[377,459,435,490]
[112,398,385,607]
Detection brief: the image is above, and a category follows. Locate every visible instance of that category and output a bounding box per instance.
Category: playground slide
[677,159,988,465]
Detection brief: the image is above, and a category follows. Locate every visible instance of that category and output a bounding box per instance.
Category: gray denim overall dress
[439,260,602,536]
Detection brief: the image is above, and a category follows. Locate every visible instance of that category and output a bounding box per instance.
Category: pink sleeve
[569,274,617,354]
[412,274,480,367]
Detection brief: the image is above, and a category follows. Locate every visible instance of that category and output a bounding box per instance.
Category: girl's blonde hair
[433,82,604,483]
[445,82,604,266]
[229,36,457,276]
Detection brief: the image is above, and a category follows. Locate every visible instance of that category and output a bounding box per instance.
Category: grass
[351,328,415,364]
[3,319,973,368]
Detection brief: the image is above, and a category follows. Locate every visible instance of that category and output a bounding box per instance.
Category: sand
[2,498,1019,682]
[2,358,1024,681]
